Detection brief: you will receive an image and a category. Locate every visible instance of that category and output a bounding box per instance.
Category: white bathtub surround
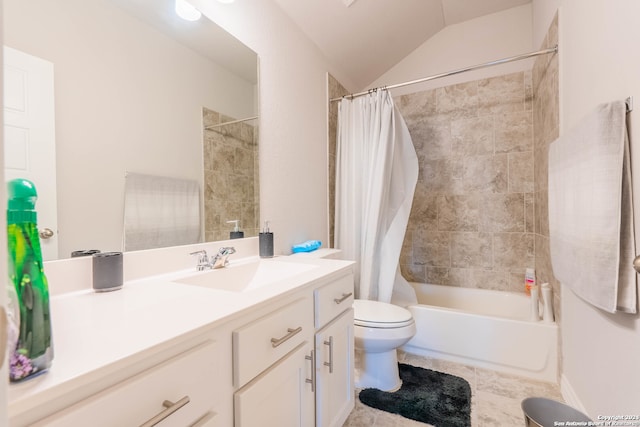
[403,283,558,382]
[335,89,418,304]
[549,100,637,314]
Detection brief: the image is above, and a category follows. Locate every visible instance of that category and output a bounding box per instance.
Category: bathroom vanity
[7,244,354,427]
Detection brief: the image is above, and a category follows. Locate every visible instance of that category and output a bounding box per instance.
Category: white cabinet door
[315,309,354,427]
[234,342,315,427]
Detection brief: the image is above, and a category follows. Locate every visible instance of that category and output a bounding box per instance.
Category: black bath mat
[359,363,472,427]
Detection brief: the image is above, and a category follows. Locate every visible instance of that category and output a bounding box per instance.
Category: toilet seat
[353,299,414,328]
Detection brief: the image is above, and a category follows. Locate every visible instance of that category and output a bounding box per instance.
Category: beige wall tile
[451,116,494,156]
[508,151,534,193]
[413,230,451,267]
[438,194,480,231]
[436,81,478,118]
[479,193,525,232]
[450,232,493,268]
[397,89,437,124]
[495,111,533,153]
[478,72,525,116]
[461,154,508,193]
[493,232,534,269]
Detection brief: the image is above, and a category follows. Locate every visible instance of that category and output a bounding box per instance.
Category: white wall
[533,0,640,416]
[3,0,256,257]
[368,4,533,96]
[0,0,9,424]
[190,0,355,254]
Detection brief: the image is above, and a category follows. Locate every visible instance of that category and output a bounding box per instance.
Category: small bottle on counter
[259,221,274,258]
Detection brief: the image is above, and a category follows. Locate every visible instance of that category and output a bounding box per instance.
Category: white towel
[123,173,201,251]
[548,100,637,314]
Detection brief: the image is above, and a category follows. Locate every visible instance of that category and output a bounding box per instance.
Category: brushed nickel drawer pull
[305,349,316,392]
[323,336,334,373]
[270,326,302,348]
[139,396,190,427]
[334,292,353,304]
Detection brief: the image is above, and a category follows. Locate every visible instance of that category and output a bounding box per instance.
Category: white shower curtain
[335,89,419,305]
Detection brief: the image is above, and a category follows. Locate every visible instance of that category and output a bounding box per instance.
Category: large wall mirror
[3,0,259,261]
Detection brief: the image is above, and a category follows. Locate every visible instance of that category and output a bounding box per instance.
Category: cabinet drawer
[314,274,354,329]
[33,341,220,427]
[233,297,313,388]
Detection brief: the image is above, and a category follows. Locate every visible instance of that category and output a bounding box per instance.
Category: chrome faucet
[211,246,236,269]
[189,247,236,271]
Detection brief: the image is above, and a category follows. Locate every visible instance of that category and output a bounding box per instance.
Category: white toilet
[353,299,416,392]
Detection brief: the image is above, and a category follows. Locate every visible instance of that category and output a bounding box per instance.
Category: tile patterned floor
[343,351,563,427]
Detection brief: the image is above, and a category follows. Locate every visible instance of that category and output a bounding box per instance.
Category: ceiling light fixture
[217,0,236,3]
[175,0,202,21]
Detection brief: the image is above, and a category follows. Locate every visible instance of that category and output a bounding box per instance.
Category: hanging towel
[548,100,636,314]
[123,172,201,251]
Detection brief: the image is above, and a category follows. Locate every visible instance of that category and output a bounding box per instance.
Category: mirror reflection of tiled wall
[203,107,259,241]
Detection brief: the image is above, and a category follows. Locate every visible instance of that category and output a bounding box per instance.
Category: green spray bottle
[6,178,53,381]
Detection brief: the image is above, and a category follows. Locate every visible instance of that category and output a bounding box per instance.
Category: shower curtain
[335,89,419,305]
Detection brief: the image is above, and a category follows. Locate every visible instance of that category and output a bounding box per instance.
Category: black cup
[92,252,123,292]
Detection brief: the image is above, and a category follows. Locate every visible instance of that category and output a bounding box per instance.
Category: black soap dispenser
[227,220,244,239]
[259,221,274,258]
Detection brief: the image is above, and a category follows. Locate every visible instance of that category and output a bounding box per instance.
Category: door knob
[39,228,55,239]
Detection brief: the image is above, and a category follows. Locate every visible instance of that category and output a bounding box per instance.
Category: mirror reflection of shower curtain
[335,89,418,305]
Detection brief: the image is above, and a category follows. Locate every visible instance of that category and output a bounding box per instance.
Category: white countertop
[8,254,353,418]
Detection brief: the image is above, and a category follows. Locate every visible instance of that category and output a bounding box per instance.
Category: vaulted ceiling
[273,0,531,89]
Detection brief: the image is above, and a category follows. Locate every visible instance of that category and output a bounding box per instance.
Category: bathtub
[402,282,558,382]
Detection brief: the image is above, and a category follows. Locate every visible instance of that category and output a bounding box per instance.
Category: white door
[3,46,58,260]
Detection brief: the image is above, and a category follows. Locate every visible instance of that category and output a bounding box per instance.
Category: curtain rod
[204,115,258,130]
[330,45,559,102]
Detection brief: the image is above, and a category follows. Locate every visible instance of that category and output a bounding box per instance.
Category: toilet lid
[353,299,414,328]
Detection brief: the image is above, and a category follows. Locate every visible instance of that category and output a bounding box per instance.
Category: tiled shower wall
[203,107,259,241]
[396,72,536,293]
[532,13,560,374]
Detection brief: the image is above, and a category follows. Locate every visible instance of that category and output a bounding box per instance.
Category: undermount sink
[173,259,318,292]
